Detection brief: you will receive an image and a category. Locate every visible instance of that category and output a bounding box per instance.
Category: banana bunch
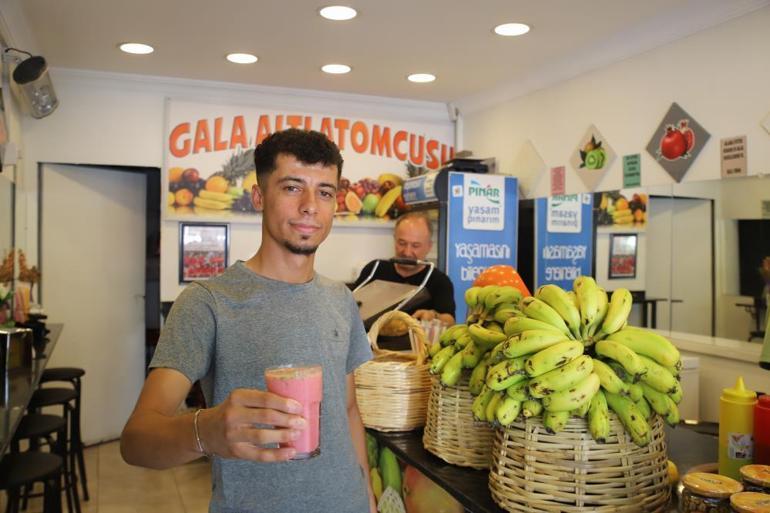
[464,285,524,324]
[193,190,237,210]
[455,277,684,447]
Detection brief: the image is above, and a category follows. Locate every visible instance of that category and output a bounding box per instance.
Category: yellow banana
[574,276,600,338]
[669,382,683,404]
[520,296,573,339]
[595,289,633,340]
[493,306,521,325]
[571,396,592,418]
[522,399,543,418]
[594,339,647,381]
[542,373,600,412]
[588,390,611,443]
[528,355,594,398]
[472,386,495,421]
[635,397,653,420]
[543,410,569,434]
[428,341,442,358]
[486,358,527,391]
[485,391,505,423]
[464,287,481,309]
[592,358,630,395]
[485,286,523,312]
[496,396,522,426]
[503,317,563,338]
[475,285,499,312]
[665,396,681,426]
[461,340,484,369]
[640,382,670,416]
[505,380,531,401]
[502,330,569,359]
[586,287,609,338]
[487,341,508,365]
[439,324,467,347]
[524,340,584,377]
[468,323,507,352]
[627,383,643,402]
[468,359,489,396]
[567,290,579,310]
[536,284,581,339]
[198,190,235,203]
[440,351,464,387]
[453,332,472,351]
[638,354,679,394]
[370,468,383,501]
[605,391,652,447]
[429,345,457,374]
[606,327,680,368]
[485,321,504,334]
[193,197,231,210]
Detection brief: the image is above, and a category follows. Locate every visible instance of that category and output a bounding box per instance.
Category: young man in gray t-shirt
[121,129,375,513]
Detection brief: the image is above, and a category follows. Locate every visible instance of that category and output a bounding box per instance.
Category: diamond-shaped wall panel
[569,124,616,192]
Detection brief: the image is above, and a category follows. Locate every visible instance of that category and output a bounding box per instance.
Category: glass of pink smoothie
[264,364,323,460]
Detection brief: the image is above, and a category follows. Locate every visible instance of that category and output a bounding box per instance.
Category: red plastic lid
[758,396,770,410]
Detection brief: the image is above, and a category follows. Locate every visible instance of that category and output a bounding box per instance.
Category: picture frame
[608,233,637,279]
[179,223,229,283]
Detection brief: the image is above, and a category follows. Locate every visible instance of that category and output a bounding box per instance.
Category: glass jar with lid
[681,472,743,513]
[740,466,770,494]
[730,491,770,513]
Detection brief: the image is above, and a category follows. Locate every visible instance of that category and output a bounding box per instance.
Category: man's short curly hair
[253,128,343,186]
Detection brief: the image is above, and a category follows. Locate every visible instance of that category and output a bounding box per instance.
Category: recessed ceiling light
[493,23,530,37]
[322,64,351,74]
[119,43,154,55]
[319,5,357,21]
[407,73,436,83]
[226,53,258,64]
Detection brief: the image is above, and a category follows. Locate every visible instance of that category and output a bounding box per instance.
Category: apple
[182,168,200,183]
[402,465,462,513]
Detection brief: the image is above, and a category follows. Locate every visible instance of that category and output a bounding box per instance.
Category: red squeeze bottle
[755,395,770,464]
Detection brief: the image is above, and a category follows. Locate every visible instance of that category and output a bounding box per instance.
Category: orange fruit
[168,167,184,183]
[205,176,229,194]
[616,197,629,211]
[175,188,193,206]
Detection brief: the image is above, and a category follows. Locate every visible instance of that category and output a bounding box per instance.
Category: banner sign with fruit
[446,172,519,322]
[645,102,711,183]
[594,189,648,228]
[164,99,453,222]
[569,125,616,192]
[535,194,594,290]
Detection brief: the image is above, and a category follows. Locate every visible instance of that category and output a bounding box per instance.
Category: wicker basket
[489,415,670,513]
[422,374,496,469]
[354,310,432,432]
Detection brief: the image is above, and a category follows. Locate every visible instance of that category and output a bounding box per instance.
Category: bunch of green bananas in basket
[429,276,684,447]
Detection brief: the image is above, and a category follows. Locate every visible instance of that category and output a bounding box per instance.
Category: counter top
[369,424,718,513]
[0,323,63,457]
[660,329,762,364]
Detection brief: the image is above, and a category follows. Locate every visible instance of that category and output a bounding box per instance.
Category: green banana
[522,399,543,418]
[505,380,531,401]
[571,398,591,418]
[453,332,472,350]
[524,340,584,377]
[574,276,600,338]
[503,317,564,337]
[669,381,683,404]
[486,358,527,391]
[485,321,504,333]
[543,411,570,434]
[379,447,402,496]
[485,286,522,312]
[493,306,521,325]
[487,341,508,365]
[472,386,495,421]
[536,284,581,339]
[627,383,644,402]
[428,341,442,358]
[640,382,670,416]
[475,286,499,313]
[496,397,522,426]
[638,355,679,394]
[440,351,464,387]
[592,358,630,395]
[665,396,681,426]
[468,359,489,396]
[365,432,379,468]
[606,327,680,368]
[542,373,600,412]
[461,340,484,368]
[635,396,653,420]
[430,345,457,374]
[464,287,481,310]
[664,363,681,380]
[485,391,505,423]
[588,390,611,443]
[468,323,507,352]
[520,296,573,339]
[439,324,468,347]
[567,290,579,310]
[595,288,633,340]
[502,330,569,358]
[528,355,593,398]
[594,339,647,381]
[605,391,652,447]
[586,287,609,338]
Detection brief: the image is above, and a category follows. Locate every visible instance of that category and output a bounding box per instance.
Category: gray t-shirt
[150,261,373,513]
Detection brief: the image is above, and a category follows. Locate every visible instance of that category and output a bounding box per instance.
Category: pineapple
[216,149,255,185]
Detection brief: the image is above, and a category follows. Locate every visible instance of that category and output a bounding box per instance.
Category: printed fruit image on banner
[594,188,648,228]
[333,169,411,221]
[645,102,710,182]
[569,125,616,192]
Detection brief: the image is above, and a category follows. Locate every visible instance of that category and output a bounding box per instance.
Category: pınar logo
[468,179,500,204]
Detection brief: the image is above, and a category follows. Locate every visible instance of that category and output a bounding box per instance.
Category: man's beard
[283,240,318,255]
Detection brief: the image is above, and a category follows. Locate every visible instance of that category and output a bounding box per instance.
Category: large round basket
[354,311,432,432]
[422,374,496,469]
[489,415,670,513]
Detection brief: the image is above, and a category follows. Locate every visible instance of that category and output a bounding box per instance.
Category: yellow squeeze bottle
[718,376,757,479]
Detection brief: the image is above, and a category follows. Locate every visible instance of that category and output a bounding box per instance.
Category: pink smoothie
[264,365,323,459]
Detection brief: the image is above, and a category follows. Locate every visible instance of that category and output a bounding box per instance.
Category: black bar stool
[12,414,81,513]
[0,452,63,513]
[39,367,89,502]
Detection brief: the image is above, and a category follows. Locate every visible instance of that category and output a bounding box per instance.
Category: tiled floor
[2,441,212,513]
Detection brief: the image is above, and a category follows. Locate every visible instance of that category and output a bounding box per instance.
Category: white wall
[17,70,452,300]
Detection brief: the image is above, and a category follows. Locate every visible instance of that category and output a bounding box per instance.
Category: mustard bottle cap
[722,376,758,404]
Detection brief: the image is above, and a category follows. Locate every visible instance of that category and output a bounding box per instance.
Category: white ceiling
[8,0,770,110]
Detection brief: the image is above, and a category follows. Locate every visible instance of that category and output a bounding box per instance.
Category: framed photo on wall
[608,233,637,279]
[179,223,229,283]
